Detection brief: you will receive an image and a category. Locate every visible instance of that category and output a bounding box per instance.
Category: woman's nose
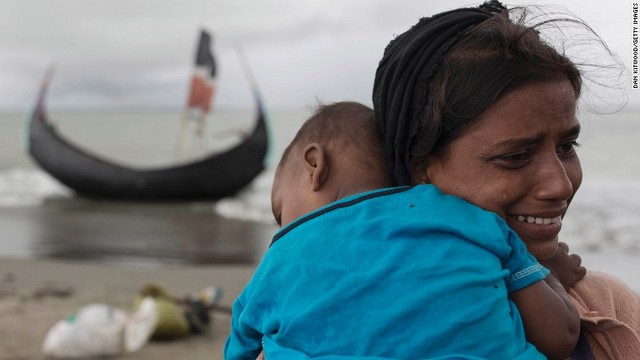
[532,155,576,202]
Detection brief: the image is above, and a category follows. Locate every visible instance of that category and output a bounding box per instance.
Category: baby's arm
[224,298,264,360]
[511,276,580,360]
[509,244,582,360]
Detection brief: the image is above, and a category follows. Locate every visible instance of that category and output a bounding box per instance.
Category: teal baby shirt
[225,185,548,359]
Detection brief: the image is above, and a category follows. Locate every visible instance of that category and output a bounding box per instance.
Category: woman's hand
[539,242,586,290]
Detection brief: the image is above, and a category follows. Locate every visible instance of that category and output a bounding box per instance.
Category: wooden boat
[27,31,268,200]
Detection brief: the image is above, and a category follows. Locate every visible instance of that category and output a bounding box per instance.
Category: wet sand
[0,197,274,265]
[0,257,257,359]
[0,188,277,359]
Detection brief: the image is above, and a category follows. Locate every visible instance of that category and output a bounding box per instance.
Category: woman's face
[422,79,582,260]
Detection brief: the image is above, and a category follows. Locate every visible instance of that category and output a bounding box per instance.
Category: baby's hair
[279,101,385,169]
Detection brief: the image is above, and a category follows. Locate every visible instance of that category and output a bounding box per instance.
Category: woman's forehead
[464,80,578,139]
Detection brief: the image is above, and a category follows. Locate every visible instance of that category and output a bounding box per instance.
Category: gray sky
[0,0,637,111]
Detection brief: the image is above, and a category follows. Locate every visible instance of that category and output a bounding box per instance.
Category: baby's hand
[539,242,586,290]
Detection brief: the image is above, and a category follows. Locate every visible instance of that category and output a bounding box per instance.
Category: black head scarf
[373,0,506,185]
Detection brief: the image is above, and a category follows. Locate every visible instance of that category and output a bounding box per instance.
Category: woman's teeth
[516,215,561,225]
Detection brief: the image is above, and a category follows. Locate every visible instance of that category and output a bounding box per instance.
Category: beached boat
[27,31,268,200]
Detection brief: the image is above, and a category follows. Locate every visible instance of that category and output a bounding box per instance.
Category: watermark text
[633,3,639,88]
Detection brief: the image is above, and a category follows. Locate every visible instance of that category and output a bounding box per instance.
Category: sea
[0,108,639,289]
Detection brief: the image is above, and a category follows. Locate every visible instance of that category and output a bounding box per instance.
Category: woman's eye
[557,140,580,157]
[492,151,531,169]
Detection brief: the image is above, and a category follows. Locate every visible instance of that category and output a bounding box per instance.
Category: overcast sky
[0,0,637,111]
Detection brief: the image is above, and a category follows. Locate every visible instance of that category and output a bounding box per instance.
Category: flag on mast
[187,30,216,113]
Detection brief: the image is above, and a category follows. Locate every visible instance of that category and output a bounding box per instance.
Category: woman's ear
[303,143,329,191]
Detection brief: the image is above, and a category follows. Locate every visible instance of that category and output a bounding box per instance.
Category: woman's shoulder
[577,271,638,296]
[571,270,640,320]
[570,271,640,358]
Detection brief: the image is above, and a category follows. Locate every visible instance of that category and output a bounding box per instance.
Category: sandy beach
[0,257,257,360]
[3,253,638,360]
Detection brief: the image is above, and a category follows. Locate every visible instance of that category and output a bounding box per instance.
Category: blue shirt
[225,185,548,359]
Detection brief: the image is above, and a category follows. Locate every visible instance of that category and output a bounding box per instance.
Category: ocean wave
[214,169,277,225]
[0,168,71,207]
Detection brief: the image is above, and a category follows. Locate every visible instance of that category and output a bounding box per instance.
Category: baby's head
[271,101,391,227]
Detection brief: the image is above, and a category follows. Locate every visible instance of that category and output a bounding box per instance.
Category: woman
[373,1,640,358]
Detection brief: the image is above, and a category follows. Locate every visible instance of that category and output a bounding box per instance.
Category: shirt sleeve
[502,229,549,293]
[224,294,264,360]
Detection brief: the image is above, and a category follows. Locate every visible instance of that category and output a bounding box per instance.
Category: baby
[225,101,579,359]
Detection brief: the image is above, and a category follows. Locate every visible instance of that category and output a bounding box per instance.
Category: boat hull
[28,88,268,200]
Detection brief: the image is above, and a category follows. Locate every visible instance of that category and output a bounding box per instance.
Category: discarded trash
[136,283,223,340]
[42,296,158,358]
[124,296,159,352]
[137,285,190,340]
[41,283,224,358]
[187,285,223,309]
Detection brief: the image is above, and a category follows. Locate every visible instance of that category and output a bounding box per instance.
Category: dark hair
[372,3,623,185]
[279,101,384,170]
[414,9,582,160]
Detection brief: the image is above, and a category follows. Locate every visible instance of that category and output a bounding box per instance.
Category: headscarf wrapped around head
[373,0,506,185]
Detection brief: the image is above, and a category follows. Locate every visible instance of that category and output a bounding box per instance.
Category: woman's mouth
[508,214,565,259]
[508,214,564,241]
[515,215,562,225]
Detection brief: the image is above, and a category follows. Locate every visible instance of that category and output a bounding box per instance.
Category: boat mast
[177,30,217,161]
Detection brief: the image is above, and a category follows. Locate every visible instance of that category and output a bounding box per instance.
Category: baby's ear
[303,143,329,191]
[410,155,430,184]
